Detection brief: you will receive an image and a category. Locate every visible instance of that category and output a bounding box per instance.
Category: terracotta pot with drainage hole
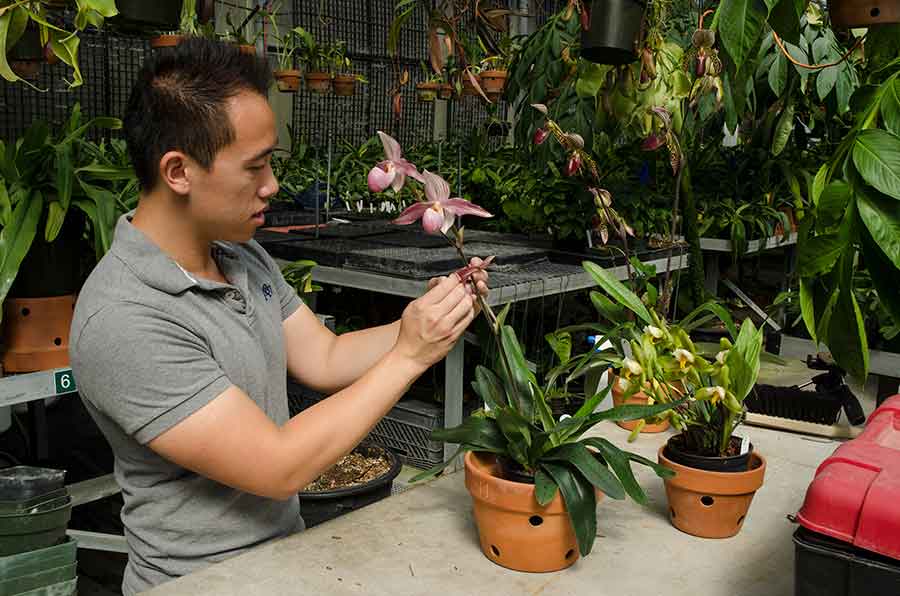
[610,370,672,433]
[657,437,766,539]
[464,451,603,572]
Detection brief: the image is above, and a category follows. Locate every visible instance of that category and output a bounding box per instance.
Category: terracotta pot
[438,83,453,100]
[150,34,185,49]
[304,72,332,94]
[610,371,671,433]
[829,0,899,28]
[332,74,356,96]
[2,295,76,373]
[416,82,439,102]
[465,451,603,572]
[480,69,507,95]
[274,70,301,92]
[236,44,256,55]
[775,207,797,236]
[461,74,483,97]
[658,445,766,539]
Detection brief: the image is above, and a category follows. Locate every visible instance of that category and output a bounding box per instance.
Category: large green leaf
[543,443,625,500]
[499,325,538,422]
[534,468,558,506]
[835,63,857,115]
[0,8,26,84]
[812,163,828,206]
[590,290,625,322]
[679,300,738,339]
[827,288,869,380]
[0,180,10,228]
[622,450,675,480]
[881,79,900,139]
[582,261,652,325]
[818,181,852,229]
[727,319,763,401]
[857,188,900,270]
[541,461,597,556]
[817,65,839,102]
[768,52,787,96]
[772,100,795,156]
[799,277,817,344]
[717,0,770,71]
[798,233,846,276]
[430,416,507,453]
[767,0,803,44]
[582,437,646,504]
[473,365,508,411]
[853,130,900,201]
[545,331,572,365]
[861,228,900,328]
[0,191,42,324]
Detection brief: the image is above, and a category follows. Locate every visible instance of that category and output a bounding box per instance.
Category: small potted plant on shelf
[364,131,681,571]
[478,34,518,101]
[295,27,331,94]
[150,0,202,49]
[330,41,365,97]
[266,7,303,92]
[223,10,260,55]
[414,61,442,102]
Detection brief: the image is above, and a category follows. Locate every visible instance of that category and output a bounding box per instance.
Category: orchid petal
[367,164,396,193]
[443,198,493,218]
[396,158,424,182]
[377,130,402,161]
[422,170,451,203]
[392,202,430,225]
[440,210,456,234]
[531,103,548,115]
[422,205,444,234]
[391,170,407,193]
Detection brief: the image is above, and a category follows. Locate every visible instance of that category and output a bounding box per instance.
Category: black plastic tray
[794,527,900,596]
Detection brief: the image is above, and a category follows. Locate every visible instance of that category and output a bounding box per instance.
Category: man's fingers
[443,294,475,335]
[421,274,461,305]
[427,276,444,291]
[449,303,477,338]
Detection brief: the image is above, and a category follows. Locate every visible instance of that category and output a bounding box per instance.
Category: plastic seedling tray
[0,490,68,516]
[0,562,76,596]
[0,468,65,502]
[0,537,76,579]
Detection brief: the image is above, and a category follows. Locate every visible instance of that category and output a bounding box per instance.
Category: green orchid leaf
[430,416,507,453]
[544,443,625,500]
[0,190,42,324]
[545,330,572,365]
[772,100,795,156]
[473,365,508,410]
[679,300,738,340]
[853,130,900,201]
[582,437,647,504]
[582,261,652,325]
[534,468,558,506]
[541,461,597,556]
[623,450,675,479]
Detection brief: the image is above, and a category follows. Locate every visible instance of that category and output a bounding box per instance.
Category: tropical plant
[0,104,135,322]
[294,27,330,73]
[223,9,262,47]
[797,27,900,380]
[0,0,119,87]
[281,259,322,304]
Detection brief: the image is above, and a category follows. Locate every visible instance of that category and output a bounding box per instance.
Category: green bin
[0,563,76,596]
[10,577,76,596]
[0,538,76,579]
[0,499,71,556]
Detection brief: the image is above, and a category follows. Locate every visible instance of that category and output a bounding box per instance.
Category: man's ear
[159,151,191,196]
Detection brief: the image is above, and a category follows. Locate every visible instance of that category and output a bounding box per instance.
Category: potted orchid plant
[366,131,682,571]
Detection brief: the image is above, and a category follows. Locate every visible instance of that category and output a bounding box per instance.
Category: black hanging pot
[581,0,646,65]
[829,0,900,28]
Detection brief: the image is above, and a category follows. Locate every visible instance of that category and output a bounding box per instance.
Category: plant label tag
[740,436,750,455]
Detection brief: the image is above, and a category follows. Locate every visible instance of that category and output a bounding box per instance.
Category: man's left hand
[428,257,490,315]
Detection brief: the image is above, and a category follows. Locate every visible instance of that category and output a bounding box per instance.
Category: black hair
[123,37,274,190]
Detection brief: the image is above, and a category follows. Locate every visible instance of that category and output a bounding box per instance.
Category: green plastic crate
[10,577,76,596]
[0,562,76,596]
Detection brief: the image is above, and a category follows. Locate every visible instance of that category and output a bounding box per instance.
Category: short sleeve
[71,303,233,445]
[247,239,304,321]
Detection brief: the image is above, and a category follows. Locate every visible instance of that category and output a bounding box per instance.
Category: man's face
[186,91,279,243]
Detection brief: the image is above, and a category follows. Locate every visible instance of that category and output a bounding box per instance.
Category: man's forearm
[319,320,402,392]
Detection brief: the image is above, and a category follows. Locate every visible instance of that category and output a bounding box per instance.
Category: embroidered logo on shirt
[262,283,273,302]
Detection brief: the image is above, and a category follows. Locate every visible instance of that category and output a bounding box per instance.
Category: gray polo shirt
[70,214,306,595]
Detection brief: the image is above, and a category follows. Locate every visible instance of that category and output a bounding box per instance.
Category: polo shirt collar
[110,213,246,296]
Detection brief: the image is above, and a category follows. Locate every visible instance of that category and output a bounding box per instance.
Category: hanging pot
[479,69,508,95]
[581,0,645,65]
[8,22,44,79]
[438,83,453,100]
[461,74,483,97]
[150,34,186,50]
[829,0,900,27]
[332,74,357,97]
[415,82,439,102]
[304,72,332,94]
[274,69,302,92]
[235,44,256,56]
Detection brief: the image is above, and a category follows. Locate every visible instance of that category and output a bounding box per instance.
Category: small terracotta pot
[236,44,256,55]
[610,371,671,433]
[332,74,356,96]
[829,0,899,27]
[150,34,185,49]
[416,82,439,102]
[2,295,76,372]
[480,69,507,95]
[304,72,332,94]
[658,445,766,539]
[438,83,453,100]
[274,69,301,92]
[465,451,603,572]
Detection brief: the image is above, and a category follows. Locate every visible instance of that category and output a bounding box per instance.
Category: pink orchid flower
[367,131,425,193]
[392,170,493,235]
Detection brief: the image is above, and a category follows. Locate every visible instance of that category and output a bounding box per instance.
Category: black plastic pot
[298,444,402,528]
[498,457,535,485]
[664,434,752,473]
[581,0,645,65]
[0,467,66,502]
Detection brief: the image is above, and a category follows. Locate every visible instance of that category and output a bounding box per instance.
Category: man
[69,38,488,595]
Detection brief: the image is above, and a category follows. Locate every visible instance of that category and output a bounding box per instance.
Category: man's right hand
[393,275,476,369]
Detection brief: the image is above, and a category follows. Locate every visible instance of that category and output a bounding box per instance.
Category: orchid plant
[367,131,683,558]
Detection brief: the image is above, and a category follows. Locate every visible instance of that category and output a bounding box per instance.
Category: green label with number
[54,369,76,394]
